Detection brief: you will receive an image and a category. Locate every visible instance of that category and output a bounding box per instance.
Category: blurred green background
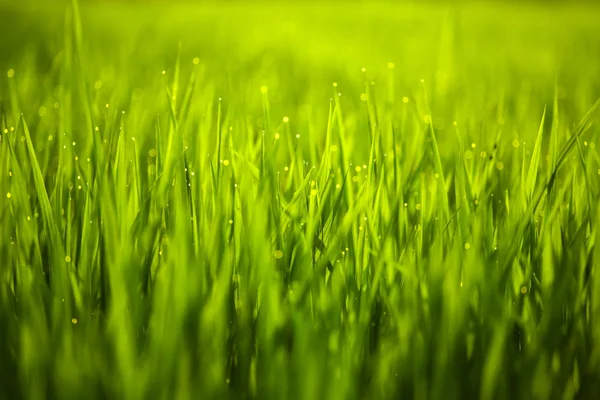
[1,0,599,165]
[2,0,600,152]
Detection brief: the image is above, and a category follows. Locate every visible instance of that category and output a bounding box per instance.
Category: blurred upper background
[1,0,599,139]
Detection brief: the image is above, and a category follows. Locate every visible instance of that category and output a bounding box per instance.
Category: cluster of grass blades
[2,0,600,399]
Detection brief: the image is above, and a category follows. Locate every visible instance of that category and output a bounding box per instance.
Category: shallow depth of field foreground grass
[1,0,600,399]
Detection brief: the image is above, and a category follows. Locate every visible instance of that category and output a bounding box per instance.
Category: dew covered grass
[1,1,600,399]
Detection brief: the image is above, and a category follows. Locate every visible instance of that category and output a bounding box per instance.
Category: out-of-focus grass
[1,1,600,399]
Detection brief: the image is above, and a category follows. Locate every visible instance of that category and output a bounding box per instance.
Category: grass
[1,0,600,399]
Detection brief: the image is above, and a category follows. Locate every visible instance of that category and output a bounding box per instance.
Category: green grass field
[1,0,600,399]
